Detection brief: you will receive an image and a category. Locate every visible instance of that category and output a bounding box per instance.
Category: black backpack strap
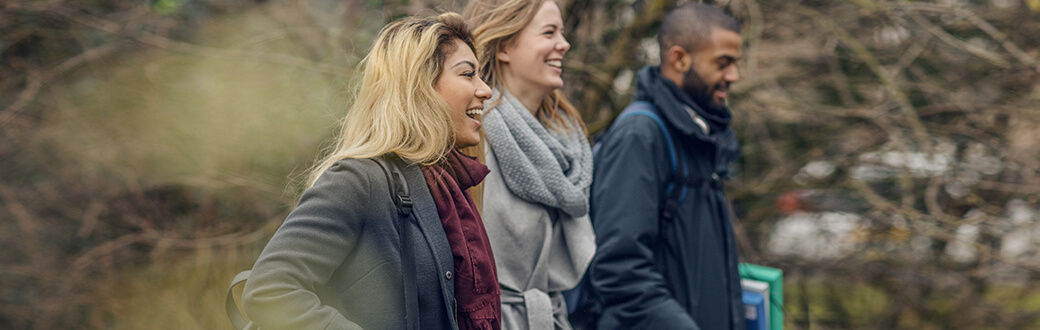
[662,135,688,223]
[373,155,413,216]
[371,155,419,330]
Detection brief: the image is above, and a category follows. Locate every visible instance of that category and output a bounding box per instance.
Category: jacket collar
[633,66,731,140]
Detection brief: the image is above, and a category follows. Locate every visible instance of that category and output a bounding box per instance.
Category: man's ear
[666,45,691,73]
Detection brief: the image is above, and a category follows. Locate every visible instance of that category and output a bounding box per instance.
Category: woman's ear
[497,47,512,63]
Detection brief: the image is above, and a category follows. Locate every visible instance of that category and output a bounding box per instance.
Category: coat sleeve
[590,118,700,330]
[241,160,371,330]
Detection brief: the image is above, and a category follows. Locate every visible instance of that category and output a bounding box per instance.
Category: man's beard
[680,67,727,110]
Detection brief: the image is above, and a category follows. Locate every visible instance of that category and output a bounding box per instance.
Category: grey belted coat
[482,146,596,330]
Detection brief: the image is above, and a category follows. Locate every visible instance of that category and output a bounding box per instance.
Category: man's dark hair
[657,3,741,64]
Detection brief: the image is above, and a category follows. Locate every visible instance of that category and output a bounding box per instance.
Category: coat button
[711,173,719,180]
[445,271,452,279]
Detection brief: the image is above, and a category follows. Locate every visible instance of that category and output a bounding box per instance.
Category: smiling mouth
[712,84,730,100]
[466,109,483,119]
[546,60,562,69]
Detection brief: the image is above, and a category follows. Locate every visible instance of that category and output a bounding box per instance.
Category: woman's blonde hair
[463,0,585,132]
[306,13,476,187]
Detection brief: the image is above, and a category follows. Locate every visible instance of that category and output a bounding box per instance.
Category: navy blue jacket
[589,67,744,330]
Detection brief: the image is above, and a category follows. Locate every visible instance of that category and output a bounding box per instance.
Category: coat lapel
[400,162,458,328]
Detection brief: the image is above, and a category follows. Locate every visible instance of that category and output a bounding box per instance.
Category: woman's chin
[454,138,480,149]
[541,80,564,91]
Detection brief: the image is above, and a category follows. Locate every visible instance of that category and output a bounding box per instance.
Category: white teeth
[466,109,483,116]
[546,60,562,68]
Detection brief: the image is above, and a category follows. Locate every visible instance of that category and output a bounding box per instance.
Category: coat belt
[500,287,565,330]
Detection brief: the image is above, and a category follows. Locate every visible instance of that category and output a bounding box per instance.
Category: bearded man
[589,3,746,329]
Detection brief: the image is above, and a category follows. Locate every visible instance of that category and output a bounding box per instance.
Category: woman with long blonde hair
[464,1,595,329]
[240,13,501,330]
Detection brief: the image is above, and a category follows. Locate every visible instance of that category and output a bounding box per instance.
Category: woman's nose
[476,77,492,100]
[557,36,570,54]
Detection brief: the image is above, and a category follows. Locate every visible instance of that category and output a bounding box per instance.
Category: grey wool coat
[482,146,596,330]
[242,157,459,330]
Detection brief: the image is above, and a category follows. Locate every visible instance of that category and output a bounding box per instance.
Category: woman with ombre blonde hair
[464,1,595,329]
[240,13,501,330]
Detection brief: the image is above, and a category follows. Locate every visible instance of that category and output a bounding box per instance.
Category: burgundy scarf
[421,150,501,330]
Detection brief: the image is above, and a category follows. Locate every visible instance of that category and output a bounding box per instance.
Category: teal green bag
[739,263,783,330]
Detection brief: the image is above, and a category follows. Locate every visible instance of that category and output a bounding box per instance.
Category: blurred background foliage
[2,0,1039,328]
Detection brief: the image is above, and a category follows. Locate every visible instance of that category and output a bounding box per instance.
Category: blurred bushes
[1,0,389,328]
[712,1,1040,328]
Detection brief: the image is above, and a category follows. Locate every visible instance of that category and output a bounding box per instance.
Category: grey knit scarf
[482,89,593,218]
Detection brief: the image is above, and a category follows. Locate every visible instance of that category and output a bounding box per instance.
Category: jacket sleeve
[590,118,700,330]
[241,160,370,330]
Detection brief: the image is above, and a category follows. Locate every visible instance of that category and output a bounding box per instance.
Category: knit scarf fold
[421,150,501,330]
[482,89,594,218]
